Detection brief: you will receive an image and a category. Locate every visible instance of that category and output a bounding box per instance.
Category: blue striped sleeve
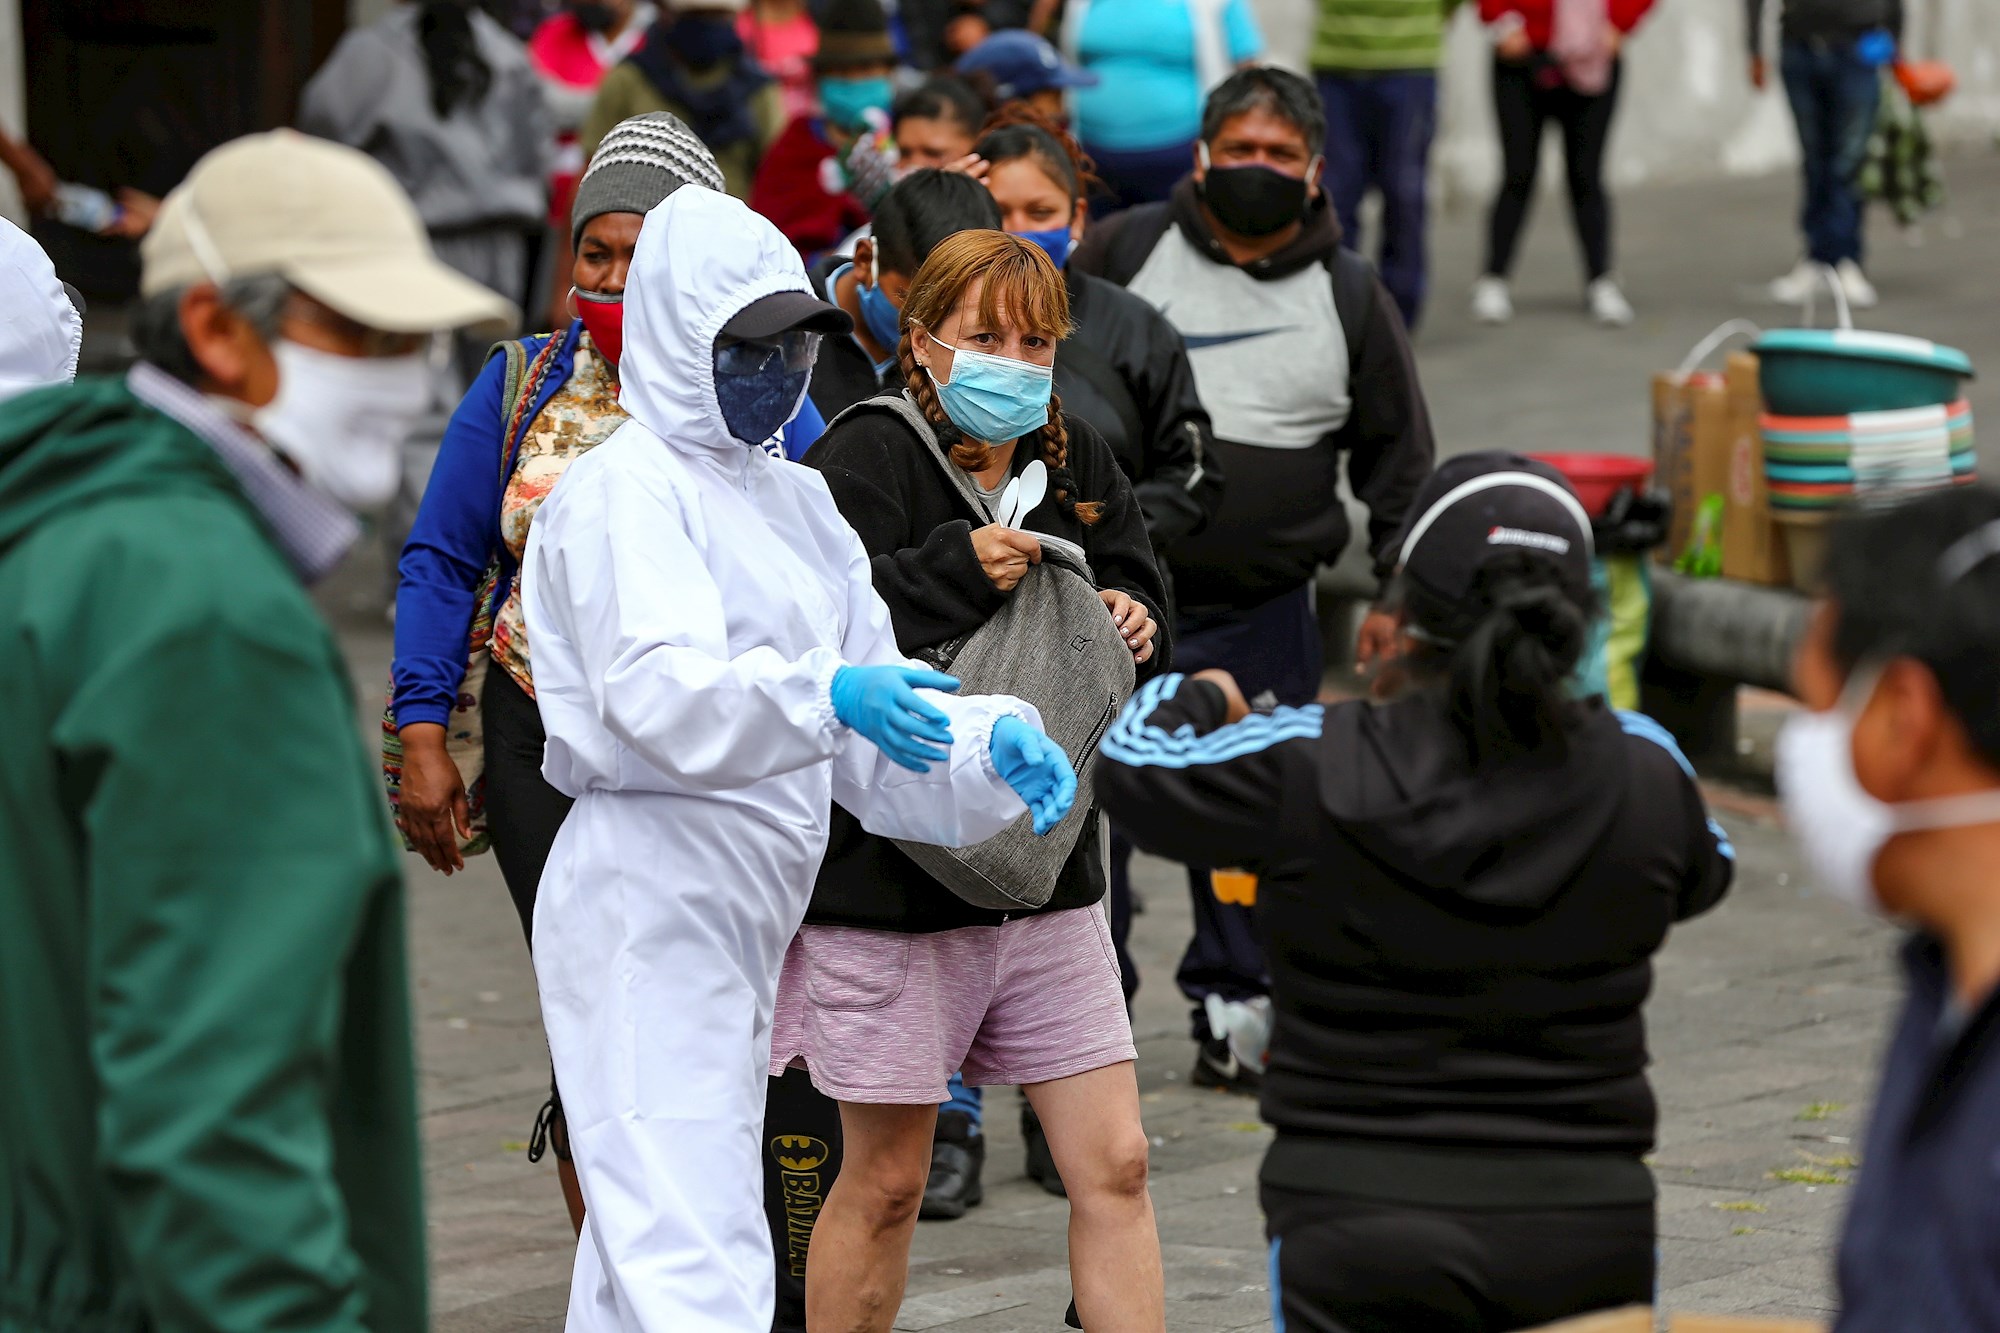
[1615,709,1736,862]
[1100,673,1325,770]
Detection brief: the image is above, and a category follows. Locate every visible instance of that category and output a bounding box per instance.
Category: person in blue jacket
[388,112,821,1233]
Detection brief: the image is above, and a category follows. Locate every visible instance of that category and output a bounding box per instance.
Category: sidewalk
[331,153,2000,1330]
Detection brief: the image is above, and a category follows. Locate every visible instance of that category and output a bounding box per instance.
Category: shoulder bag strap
[1329,247,1375,370]
[825,390,1001,525]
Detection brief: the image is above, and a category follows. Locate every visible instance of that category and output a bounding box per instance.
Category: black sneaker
[1190,1035,1263,1094]
[1022,1102,1066,1197]
[920,1110,985,1220]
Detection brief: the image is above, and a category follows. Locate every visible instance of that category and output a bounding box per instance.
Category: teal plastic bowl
[1754,328,1974,416]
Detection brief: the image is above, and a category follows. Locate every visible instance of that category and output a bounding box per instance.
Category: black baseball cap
[720,289,853,342]
[1395,451,1594,631]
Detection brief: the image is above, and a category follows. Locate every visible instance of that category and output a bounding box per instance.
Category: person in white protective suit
[0,215,82,402]
[521,184,1079,1333]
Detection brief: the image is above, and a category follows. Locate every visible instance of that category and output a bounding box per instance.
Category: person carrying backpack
[1071,64,1433,1093]
[778,228,1171,1333]
[1097,452,1735,1333]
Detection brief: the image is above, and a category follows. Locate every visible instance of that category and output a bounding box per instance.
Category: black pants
[1484,56,1622,283]
[1262,1186,1655,1333]
[483,667,578,1157]
[481,664,575,944]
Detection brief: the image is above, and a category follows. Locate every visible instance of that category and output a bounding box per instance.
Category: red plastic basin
[1526,452,1654,520]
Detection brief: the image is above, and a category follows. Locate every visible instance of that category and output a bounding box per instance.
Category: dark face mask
[713,334,818,447]
[1200,162,1311,239]
[569,1,617,33]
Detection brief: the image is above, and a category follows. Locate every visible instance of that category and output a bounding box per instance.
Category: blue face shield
[1014,226,1074,270]
[714,331,819,447]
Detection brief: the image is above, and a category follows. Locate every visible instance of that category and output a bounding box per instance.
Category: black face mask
[1200,163,1310,239]
[570,1,618,33]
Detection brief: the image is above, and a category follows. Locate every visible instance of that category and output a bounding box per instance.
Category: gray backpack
[827,392,1136,911]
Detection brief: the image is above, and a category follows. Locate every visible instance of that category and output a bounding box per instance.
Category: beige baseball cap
[141,130,517,335]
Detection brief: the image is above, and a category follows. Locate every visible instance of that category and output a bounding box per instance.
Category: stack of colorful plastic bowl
[1753,327,1977,586]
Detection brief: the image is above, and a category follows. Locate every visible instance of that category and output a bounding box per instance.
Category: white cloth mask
[255,341,431,510]
[1776,667,2000,915]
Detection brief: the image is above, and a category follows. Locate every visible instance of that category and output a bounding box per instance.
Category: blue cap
[955,30,1099,101]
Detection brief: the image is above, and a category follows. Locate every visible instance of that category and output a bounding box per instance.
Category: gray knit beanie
[571,112,729,245]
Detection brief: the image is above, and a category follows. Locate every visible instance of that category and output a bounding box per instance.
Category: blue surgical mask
[820,76,893,133]
[1015,226,1074,270]
[924,337,1052,444]
[854,256,903,360]
[714,335,816,448]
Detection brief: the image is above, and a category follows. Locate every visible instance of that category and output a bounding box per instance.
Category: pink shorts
[768,904,1136,1104]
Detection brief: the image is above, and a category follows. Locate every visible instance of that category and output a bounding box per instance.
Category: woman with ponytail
[775,228,1171,1332]
[1099,451,1737,1333]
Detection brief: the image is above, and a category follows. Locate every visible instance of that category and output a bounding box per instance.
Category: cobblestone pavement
[320,151,2000,1329]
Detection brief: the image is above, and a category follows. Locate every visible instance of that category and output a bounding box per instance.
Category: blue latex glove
[1856,28,1896,68]
[830,665,961,772]
[990,716,1078,836]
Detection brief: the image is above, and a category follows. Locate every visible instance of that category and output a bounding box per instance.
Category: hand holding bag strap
[823,391,1100,582]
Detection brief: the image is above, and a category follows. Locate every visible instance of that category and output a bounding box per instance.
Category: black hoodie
[1096,675,1734,1207]
[1072,179,1434,613]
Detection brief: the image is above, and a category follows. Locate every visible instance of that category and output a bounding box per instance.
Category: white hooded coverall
[523,186,1038,1331]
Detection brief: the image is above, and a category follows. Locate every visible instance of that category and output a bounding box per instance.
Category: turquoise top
[1073,0,1265,152]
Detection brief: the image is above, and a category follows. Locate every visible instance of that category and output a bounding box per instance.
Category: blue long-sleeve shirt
[390,321,827,728]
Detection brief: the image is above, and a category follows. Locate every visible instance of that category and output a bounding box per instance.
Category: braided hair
[895,229,1101,525]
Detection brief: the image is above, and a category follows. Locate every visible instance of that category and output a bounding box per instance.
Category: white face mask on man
[1776,666,2000,915]
[251,340,432,511]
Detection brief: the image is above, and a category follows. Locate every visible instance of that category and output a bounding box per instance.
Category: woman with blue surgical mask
[519,186,1076,1333]
[778,228,1173,1332]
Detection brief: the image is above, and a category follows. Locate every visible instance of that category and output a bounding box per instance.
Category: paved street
[322,151,2000,1329]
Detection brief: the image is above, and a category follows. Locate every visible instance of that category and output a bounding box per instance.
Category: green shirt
[0,377,424,1332]
[1312,0,1465,73]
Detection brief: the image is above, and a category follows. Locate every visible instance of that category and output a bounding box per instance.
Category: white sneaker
[1587,276,1634,327]
[1837,258,1879,309]
[1471,275,1513,325]
[1767,259,1820,305]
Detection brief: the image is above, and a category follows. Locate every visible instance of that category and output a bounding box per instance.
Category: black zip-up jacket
[1837,934,2000,1332]
[1748,0,1903,57]
[805,255,1225,560]
[1072,180,1434,613]
[802,404,1170,932]
[1097,675,1734,1207]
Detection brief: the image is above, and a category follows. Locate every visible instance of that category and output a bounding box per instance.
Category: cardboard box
[1720,352,1793,587]
[1652,369,1731,565]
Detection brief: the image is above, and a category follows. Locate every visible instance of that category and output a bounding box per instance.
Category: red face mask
[574,288,624,368]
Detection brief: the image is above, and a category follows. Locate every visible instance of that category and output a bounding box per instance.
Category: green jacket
[0,377,425,1332]
[1312,0,1466,73]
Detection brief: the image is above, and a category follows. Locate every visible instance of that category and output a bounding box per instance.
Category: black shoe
[921,1110,985,1220]
[1190,1036,1263,1094]
[1022,1103,1067,1197]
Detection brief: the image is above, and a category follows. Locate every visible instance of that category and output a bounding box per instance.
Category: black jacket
[1059,269,1223,554]
[803,403,1171,932]
[1748,0,1903,57]
[1837,935,2000,1332]
[1097,678,1734,1206]
[1072,180,1434,613]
